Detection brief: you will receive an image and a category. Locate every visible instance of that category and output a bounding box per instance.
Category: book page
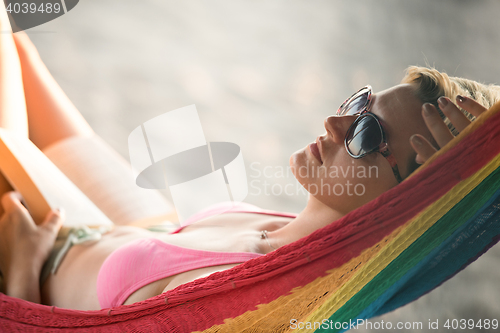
[0,129,112,227]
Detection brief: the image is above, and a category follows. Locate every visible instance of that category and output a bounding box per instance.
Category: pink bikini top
[96,202,296,309]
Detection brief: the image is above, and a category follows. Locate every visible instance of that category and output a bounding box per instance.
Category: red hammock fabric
[1,103,500,332]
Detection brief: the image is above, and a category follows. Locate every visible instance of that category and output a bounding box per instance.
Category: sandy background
[20,0,500,331]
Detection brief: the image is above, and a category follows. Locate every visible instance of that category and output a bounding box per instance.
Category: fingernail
[411,135,422,146]
[438,96,448,107]
[423,103,433,116]
[415,155,424,165]
[456,95,467,103]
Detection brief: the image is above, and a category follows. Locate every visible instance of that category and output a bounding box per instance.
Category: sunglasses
[336,85,403,183]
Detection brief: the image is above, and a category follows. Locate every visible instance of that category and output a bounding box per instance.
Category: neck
[268,195,344,248]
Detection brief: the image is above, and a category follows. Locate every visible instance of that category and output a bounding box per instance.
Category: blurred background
[23,0,500,331]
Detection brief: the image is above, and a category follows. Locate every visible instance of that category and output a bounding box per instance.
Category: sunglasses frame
[337,86,403,183]
[337,85,374,116]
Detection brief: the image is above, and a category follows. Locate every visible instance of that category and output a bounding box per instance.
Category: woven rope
[1,102,500,332]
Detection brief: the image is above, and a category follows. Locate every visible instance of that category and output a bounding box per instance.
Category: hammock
[1,101,500,332]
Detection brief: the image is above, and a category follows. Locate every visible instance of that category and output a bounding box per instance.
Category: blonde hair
[401,66,500,134]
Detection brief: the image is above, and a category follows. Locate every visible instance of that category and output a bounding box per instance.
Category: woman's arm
[410,95,488,162]
[4,261,42,303]
[0,192,63,303]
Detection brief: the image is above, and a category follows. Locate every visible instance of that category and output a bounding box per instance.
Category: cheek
[297,152,399,213]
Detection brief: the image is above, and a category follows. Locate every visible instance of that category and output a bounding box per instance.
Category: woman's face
[290,84,434,214]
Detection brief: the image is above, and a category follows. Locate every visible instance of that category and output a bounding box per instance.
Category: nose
[324,115,357,144]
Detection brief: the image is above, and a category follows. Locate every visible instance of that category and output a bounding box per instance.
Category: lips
[309,139,323,164]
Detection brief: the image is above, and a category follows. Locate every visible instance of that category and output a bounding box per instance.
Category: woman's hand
[410,95,488,164]
[0,192,64,280]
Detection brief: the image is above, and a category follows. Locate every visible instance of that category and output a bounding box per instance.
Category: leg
[12,32,92,150]
[12,32,176,225]
[0,3,28,216]
[0,1,20,284]
[0,2,28,136]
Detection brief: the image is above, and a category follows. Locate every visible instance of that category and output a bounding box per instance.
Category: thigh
[42,134,176,226]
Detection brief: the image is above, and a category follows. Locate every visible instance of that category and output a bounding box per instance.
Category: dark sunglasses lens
[339,91,369,115]
[346,116,383,156]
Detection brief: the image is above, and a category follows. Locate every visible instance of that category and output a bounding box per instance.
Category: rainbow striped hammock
[1,101,500,333]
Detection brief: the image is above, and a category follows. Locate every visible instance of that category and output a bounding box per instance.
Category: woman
[0,8,499,310]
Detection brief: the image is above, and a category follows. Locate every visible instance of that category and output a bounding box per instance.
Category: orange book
[0,128,112,227]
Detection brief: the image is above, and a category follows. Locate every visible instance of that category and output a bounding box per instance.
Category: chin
[289,147,303,165]
[289,148,307,174]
